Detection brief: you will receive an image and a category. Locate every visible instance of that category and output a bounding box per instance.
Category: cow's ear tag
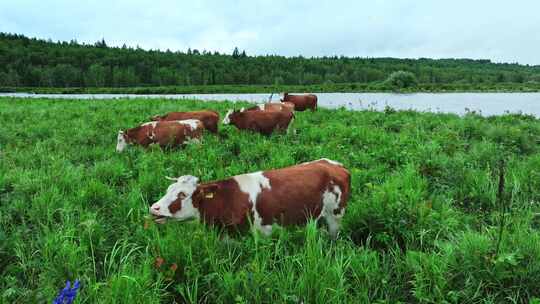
[205,192,214,199]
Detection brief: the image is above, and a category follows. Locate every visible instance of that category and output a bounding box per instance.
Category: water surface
[2,92,539,117]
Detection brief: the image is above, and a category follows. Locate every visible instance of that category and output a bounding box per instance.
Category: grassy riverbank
[2,82,540,95]
[1,97,540,303]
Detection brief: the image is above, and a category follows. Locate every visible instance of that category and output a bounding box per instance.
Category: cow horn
[165,176,178,181]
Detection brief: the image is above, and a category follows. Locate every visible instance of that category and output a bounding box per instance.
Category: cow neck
[229,112,241,126]
[124,129,137,143]
[194,180,235,225]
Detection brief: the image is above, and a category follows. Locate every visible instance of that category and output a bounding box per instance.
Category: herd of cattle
[116,92,350,238]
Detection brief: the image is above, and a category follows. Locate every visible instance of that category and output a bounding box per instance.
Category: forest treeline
[1,32,540,89]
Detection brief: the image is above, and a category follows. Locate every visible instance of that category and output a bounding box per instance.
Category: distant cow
[149,158,350,238]
[281,93,317,111]
[151,110,219,133]
[116,119,203,152]
[245,102,295,113]
[222,108,294,135]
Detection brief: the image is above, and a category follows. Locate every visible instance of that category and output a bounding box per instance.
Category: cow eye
[177,193,186,200]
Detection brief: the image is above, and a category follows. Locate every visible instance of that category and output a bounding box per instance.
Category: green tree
[52,64,80,87]
[1,32,540,89]
[85,64,107,87]
[112,67,139,87]
[232,47,240,59]
[385,71,418,89]
[95,38,107,48]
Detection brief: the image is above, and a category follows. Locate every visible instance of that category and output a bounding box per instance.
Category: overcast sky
[1,0,539,65]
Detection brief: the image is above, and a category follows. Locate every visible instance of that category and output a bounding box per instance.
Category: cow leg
[322,184,344,239]
[186,137,201,145]
[286,117,295,135]
[252,218,273,236]
[257,224,273,236]
[208,123,218,133]
[252,208,273,237]
[325,214,342,240]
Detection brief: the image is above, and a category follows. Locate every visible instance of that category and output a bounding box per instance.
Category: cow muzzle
[149,207,168,224]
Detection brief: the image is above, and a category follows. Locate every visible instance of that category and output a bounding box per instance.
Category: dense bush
[385,71,418,90]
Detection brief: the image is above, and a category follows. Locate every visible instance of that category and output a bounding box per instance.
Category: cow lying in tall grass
[116,119,203,152]
[149,158,350,239]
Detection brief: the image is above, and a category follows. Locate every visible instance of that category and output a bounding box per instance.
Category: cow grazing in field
[245,102,295,113]
[116,119,203,152]
[281,93,317,111]
[222,108,294,135]
[149,158,350,238]
[151,110,219,133]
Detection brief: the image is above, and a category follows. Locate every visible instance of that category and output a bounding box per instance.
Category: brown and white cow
[116,119,203,152]
[149,158,350,238]
[151,110,219,133]
[281,93,317,111]
[222,108,294,135]
[245,102,295,113]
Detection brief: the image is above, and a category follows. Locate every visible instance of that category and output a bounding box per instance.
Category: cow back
[154,111,219,133]
[153,121,203,146]
[233,110,294,135]
[283,94,317,111]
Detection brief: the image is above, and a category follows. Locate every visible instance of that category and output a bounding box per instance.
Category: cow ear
[201,184,219,198]
[191,188,203,208]
[192,184,218,208]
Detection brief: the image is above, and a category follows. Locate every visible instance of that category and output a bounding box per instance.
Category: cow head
[222,108,245,125]
[149,176,219,224]
[116,131,129,152]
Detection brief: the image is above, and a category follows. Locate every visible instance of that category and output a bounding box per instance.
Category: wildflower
[154,257,164,269]
[53,280,80,304]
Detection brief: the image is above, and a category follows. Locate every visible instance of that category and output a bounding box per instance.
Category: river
[2,92,540,117]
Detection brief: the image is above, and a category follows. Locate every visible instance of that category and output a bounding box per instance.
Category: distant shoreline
[2,83,540,95]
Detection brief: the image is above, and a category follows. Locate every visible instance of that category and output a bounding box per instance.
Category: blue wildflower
[53,280,80,304]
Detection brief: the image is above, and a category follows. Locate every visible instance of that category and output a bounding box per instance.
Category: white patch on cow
[140,121,158,140]
[177,119,200,130]
[233,172,272,236]
[302,158,343,167]
[321,184,343,239]
[149,175,201,221]
[320,158,343,167]
[116,131,128,152]
[258,104,265,110]
[141,121,158,127]
[223,110,233,124]
[258,224,273,236]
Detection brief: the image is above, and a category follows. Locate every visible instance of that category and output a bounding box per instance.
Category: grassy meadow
[1,97,540,303]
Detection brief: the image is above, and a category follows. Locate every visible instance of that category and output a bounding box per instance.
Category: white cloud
[1,0,539,64]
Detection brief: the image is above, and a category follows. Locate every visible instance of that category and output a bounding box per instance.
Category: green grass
[2,81,540,95]
[1,97,540,303]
